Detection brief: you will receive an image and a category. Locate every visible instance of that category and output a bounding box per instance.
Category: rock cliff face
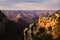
[0,10,29,40]
[0,10,7,35]
[46,10,60,36]
[2,10,56,23]
[54,10,60,34]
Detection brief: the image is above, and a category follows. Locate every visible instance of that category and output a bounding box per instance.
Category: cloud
[0,0,59,3]
[0,0,6,1]
[50,0,59,3]
[0,0,60,10]
[0,2,60,10]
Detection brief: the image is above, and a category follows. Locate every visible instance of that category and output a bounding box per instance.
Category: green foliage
[32,31,39,40]
[42,34,53,40]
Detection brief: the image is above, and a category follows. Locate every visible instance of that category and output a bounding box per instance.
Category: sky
[0,0,60,10]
